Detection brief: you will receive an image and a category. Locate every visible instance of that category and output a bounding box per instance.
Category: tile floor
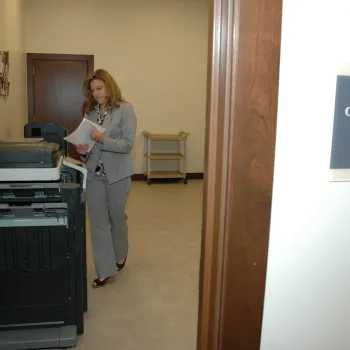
[76,180,203,350]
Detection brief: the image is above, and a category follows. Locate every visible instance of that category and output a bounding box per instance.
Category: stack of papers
[64,118,106,152]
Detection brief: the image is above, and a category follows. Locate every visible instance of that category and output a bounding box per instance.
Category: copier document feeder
[0,142,61,168]
[0,141,88,350]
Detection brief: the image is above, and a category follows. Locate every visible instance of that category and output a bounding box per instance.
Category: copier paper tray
[0,142,60,168]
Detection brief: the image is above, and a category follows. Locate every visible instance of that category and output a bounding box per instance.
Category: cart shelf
[143,131,189,185]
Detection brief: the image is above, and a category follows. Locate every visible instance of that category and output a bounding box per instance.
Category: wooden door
[198,0,283,349]
[27,54,94,160]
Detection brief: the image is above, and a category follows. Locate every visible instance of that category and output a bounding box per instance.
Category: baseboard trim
[131,173,204,181]
[187,173,204,180]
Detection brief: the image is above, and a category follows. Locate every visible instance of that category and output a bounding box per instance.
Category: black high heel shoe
[92,275,116,288]
[116,256,127,271]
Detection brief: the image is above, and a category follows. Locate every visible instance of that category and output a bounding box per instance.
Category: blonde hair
[82,69,125,114]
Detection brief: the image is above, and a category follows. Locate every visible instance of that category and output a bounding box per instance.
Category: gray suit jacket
[82,102,137,184]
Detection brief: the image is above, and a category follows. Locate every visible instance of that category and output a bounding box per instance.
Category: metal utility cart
[143,131,189,185]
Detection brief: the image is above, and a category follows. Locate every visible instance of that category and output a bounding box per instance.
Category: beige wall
[261,1,350,349]
[0,0,4,48]
[24,0,209,173]
[0,0,27,139]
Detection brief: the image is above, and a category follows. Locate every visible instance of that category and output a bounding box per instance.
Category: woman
[76,69,137,288]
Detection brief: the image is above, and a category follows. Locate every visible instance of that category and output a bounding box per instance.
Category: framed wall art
[0,51,9,99]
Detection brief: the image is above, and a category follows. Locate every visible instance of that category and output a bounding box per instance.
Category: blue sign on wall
[330,75,350,173]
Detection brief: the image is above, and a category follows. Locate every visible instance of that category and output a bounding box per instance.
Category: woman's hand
[90,128,104,143]
[76,144,89,155]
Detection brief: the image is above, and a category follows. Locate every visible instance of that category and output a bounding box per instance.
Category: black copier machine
[0,140,88,350]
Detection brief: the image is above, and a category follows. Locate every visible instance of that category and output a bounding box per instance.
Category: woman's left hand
[90,128,104,143]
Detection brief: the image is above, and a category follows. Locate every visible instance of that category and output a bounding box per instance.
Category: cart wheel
[147,179,152,185]
[184,178,188,184]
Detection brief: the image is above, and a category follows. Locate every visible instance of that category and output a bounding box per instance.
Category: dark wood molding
[26,53,94,123]
[186,173,204,180]
[131,174,146,181]
[131,173,204,181]
[197,0,233,348]
[198,0,282,349]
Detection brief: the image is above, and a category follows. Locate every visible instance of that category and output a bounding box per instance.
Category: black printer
[0,140,87,350]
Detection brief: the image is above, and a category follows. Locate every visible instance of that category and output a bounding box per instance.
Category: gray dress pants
[86,174,131,278]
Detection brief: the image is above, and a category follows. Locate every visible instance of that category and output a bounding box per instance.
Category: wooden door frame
[198,0,282,349]
[26,53,94,123]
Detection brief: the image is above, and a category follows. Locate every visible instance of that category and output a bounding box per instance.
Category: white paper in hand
[64,118,106,152]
